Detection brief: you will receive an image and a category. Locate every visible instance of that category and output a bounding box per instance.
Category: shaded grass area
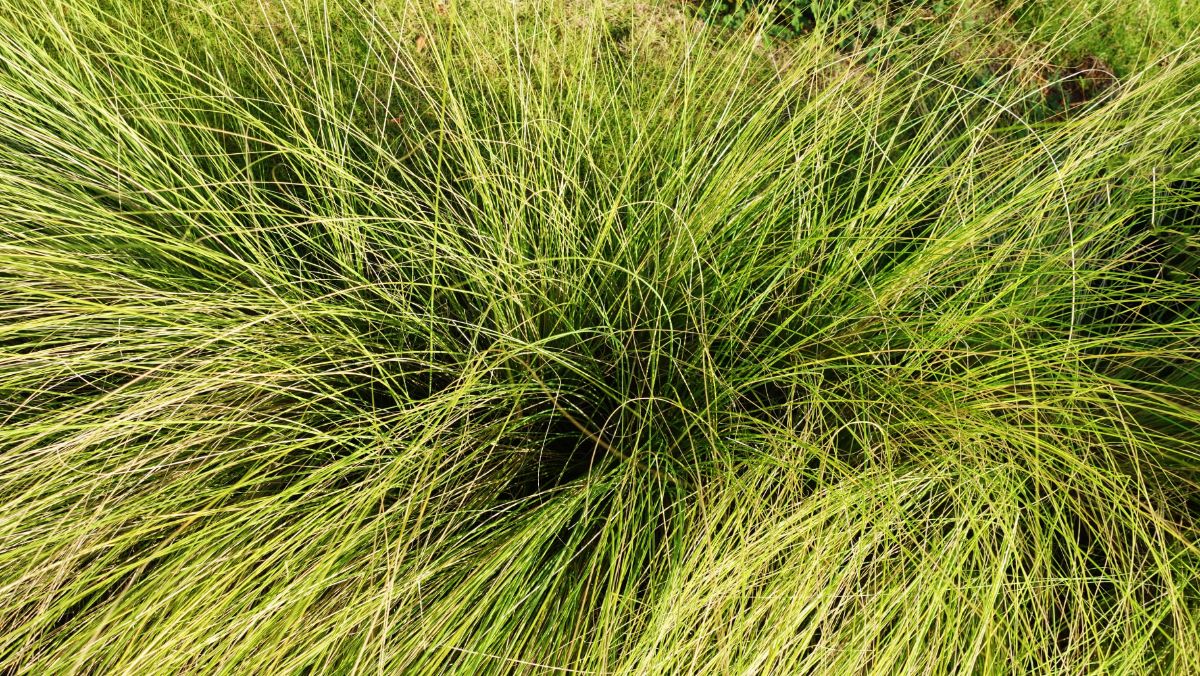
[1,0,1199,672]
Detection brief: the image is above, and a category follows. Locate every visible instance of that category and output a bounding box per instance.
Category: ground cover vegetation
[1,0,1198,672]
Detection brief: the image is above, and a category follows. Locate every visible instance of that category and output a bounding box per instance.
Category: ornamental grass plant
[1,0,1198,672]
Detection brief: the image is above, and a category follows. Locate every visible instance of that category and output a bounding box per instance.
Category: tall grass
[1,0,1198,672]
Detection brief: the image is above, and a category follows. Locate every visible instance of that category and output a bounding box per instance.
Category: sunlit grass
[1,0,1198,672]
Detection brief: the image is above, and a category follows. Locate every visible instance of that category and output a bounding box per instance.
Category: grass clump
[1,0,1199,672]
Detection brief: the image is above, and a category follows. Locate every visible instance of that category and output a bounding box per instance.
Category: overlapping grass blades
[1,0,1198,672]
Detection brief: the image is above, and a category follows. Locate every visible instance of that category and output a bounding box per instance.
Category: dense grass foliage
[1015,0,1200,75]
[696,0,850,38]
[1,0,1199,672]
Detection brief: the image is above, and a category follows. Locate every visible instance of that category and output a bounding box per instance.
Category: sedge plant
[0,0,1198,672]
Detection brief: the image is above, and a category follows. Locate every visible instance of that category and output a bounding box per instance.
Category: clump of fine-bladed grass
[1,0,1199,672]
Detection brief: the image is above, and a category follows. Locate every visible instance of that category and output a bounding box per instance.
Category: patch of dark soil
[1042,55,1118,118]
